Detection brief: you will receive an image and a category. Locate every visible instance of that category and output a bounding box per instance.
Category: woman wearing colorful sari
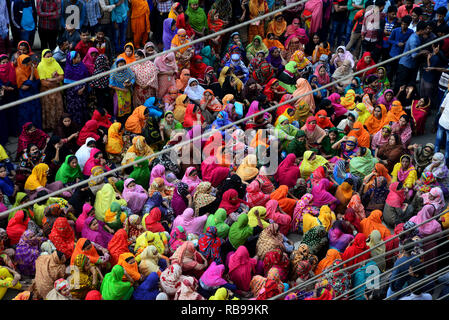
[391,154,418,190]
[33,251,67,299]
[207,9,225,54]
[391,114,413,147]
[130,49,158,108]
[348,121,371,148]
[122,178,148,214]
[246,35,269,62]
[248,0,268,42]
[54,155,83,185]
[36,49,64,131]
[349,147,378,179]
[274,153,299,189]
[299,150,328,180]
[155,52,178,100]
[275,115,299,151]
[311,180,338,210]
[364,104,387,135]
[16,55,42,130]
[185,0,208,37]
[301,117,326,147]
[100,265,134,300]
[328,220,354,253]
[14,229,43,276]
[24,163,66,200]
[64,51,90,126]
[109,58,135,122]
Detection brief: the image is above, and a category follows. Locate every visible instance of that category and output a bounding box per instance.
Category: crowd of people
[1,0,449,301]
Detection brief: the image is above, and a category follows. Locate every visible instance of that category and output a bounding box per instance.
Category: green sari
[100,265,134,300]
[185,0,208,33]
[228,213,253,249]
[55,155,83,184]
[275,115,298,150]
[349,147,378,178]
[204,208,230,239]
[129,157,150,190]
[320,128,345,157]
[286,130,307,158]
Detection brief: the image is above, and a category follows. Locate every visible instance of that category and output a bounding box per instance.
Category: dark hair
[376,0,385,7]
[412,6,423,15]
[80,26,90,35]
[89,218,97,226]
[56,250,65,260]
[82,239,92,250]
[87,139,96,147]
[125,256,135,263]
[359,147,367,156]
[401,239,414,254]
[344,177,354,185]
[96,25,105,34]
[67,155,77,164]
[36,190,48,205]
[416,21,427,32]
[397,181,404,190]
[390,133,401,144]
[97,107,106,116]
[348,113,356,121]
[22,56,31,64]
[125,44,133,51]
[387,5,397,13]
[436,6,448,15]
[320,98,332,108]
[402,15,412,25]
[26,143,38,154]
[400,114,409,122]
[94,151,102,158]
[135,50,145,58]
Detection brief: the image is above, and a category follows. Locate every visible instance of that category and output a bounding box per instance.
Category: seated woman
[122,178,148,215]
[100,265,134,300]
[255,223,287,260]
[226,246,258,293]
[82,148,111,178]
[303,205,336,235]
[265,200,292,236]
[170,241,208,278]
[76,120,101,147]
[32,251,66,299]
[69,253,102,299]
[15,144,46,187]
[14,229,44,276]
[328,220,354,253]
[24,163,68,200]
[270,185,297,217]
[54,155,83,186]
[81,216,114,249]
[311,179,338,210]
[138,245,166,277]
[391,155,418,191]
[105,122,124,160]
[16,122,49,161]
[376,133,406,173]
[121,136,154,167]
[349,147,378,180]
[299,151,328,180]
[391,114,412,147]
[301,116,326,148]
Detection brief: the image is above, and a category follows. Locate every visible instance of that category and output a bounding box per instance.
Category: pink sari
[201,156,230,187]
[304,0,323,34]
[265,200,292,235]
[227,246,257,292]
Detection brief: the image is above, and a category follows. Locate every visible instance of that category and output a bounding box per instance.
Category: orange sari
[270,185,297,216]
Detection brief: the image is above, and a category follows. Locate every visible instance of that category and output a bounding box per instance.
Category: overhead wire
[3,27,448,220]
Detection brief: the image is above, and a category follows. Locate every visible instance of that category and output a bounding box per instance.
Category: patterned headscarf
[198,226,224,264]
[193,182,216,216]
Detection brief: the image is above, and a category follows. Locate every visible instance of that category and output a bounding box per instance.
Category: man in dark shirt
[330,0,350,49]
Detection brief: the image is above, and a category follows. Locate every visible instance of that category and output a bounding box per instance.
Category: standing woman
[154,52,178,100]
[109,57,136,123]
[248,0,268,43]
[163,18,178,51]
[185,0,208,38]
[129,0,151,49]
[90,54,113,115]
[0,54,18,141]
[37,49,64,132]
[130,49,159,108]
[64,51,90,126]
[15,55,41,130]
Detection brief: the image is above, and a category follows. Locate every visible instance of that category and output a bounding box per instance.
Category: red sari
[411,99,430,135]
